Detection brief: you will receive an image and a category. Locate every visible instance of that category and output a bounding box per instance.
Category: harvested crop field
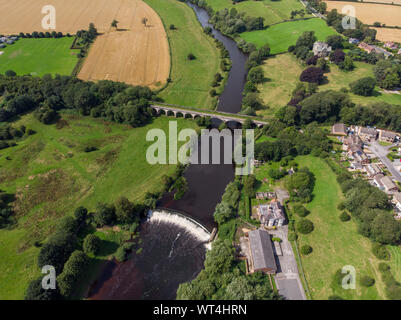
[0,0,170,88]
[374,28,401,43]
[325,1,401,27]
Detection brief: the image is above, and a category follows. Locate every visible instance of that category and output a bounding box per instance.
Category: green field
[145,0,221,109]
[0,38,78,76]
[321,63,401,106]
[293,156,401,300]
[255,53,401,118]
[257,53,303,118]
[240,18,338,54]
[203,0,310,25]
[0,113,198,299]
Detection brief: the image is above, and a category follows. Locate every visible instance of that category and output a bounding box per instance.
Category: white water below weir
[147,209,212,250]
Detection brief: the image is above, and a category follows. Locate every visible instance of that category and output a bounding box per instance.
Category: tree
[300,67,324,84]
[296,218,314,234]
[115,196,135,223]
[371,213,401,244]
[187,53,196,60]
[326,34,343,50]
[300,245,313,255]
[247,67,264,84]
[83,234,101,255]
[213,201,234,225]
[330,49,345,65]
[243,175,257,198]
[142,17,148,27]
[295,31,317,50]
[111,20,119,28]
[25,278,59,300]
[350,77,376,96]
[93,203,116,226]
[74,206,87,223]
[204,239,235,276]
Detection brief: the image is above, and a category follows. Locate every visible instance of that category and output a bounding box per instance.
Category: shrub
[272,237,282,242]
[340,211,351,222]
[293,204,310,217]
[372,242,390,260]
[187,53,196,60]
[379,263,390,273]
[83,234,101,255]
[5,70,16,77]
[247,67,264,84]
[115,243,134,262]
[296,218,314,234]
[300,244,313,255]
[360,275,375,287]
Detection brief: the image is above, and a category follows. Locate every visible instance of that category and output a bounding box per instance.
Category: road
[369,140,401,183]
[269,227,307,300]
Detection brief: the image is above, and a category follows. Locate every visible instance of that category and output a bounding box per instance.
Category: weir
[147,209,212,248]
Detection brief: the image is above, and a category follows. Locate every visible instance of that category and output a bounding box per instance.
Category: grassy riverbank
[145,0,221,109]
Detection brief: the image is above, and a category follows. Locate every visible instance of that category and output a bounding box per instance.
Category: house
[0,44,5,48]
[6,40,13,45]
[313,41,332,57]
[350,162,363,171]
[353,149,369,164]
[374,173,385,189]
[358,127,377,141]
[257,200,286,227]
[332,123,347,136]
[247,229,277,274]
[343,134,363,153]
[348,38,360,45]
[365,164,381,177]
[379,130,397,143]
[392,192,401,211]
[381,176,398,192]
[384,41,398,50]
[358,42,375,53]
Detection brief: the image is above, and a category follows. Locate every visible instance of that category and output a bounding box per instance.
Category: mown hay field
[0,0,170,88]
[373,28,401,43]
[325,1,401,27]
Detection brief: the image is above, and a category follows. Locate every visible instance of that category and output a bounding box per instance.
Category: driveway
[369,140,401,183]
[269,227,307,300]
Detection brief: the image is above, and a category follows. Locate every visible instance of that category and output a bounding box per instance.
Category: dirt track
[0,0,170,88]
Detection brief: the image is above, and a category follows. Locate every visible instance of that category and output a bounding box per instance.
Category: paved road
[269,227,307,300]
[369,141,401,183]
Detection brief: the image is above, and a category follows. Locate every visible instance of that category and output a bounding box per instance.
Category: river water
[88,2,248,300]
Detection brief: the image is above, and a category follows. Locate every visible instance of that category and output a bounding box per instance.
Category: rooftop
[248,229,277,272]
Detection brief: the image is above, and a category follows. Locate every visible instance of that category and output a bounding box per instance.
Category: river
[88,2,248,300]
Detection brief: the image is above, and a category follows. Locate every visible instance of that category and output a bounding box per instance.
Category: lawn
[257,53,303,118]
[0,38,78,76]
[240,18,338,54]
[145,0,221,109]
[202,0,310,25]
[0,113,198,299]
[320,63,401,106]
[293,156,398,300]
[255,53,401,119]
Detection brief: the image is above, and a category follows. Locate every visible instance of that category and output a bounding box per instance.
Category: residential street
[269,227,307,300]
[369,141,401,183]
